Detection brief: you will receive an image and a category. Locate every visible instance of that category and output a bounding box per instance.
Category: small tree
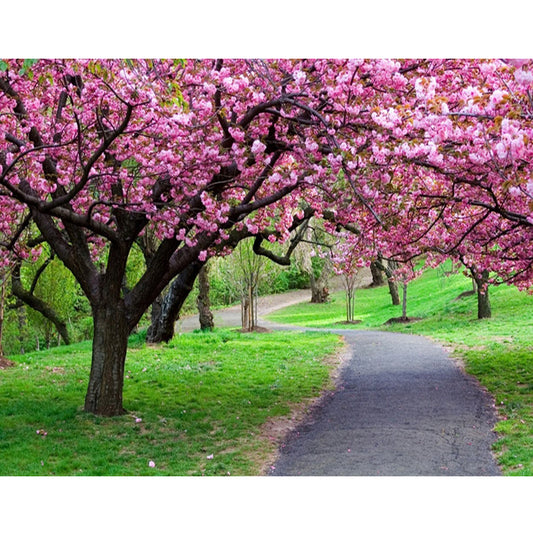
[234,238,267,331]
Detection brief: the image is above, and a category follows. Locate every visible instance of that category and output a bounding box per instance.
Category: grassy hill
[0,329,340,476]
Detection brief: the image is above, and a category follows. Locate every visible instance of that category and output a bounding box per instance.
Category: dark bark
[197,264,214,331]
[386,260,401,306]
[145,261,203,343]
[84,301,129,416]
[474,269,491,319]
[373,256,400,305]
[146,293,163,341]
[369,257,386,287]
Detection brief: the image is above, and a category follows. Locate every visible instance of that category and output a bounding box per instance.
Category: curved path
[178,291,501,476]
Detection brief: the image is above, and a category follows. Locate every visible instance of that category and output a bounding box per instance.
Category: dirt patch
[0,356,15,369]
[334,320,362,325]
[235,326,271,334]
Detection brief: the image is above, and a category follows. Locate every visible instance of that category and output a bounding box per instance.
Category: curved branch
[11,262,70,345]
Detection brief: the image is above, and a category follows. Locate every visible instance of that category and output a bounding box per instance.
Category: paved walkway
[268,328,500,476]
[178,289,501,476]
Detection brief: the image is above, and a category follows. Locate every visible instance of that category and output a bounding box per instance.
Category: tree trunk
[146,262,203,343]
[309,257,331,303]
[241,294,250,330]
[197,264,214,330]
[373,256,400,305]
[369,258,385,287]
[84,302,129,416]
[402,282,408,320]
[387,277,400,306]
[146,293,163,341]
[310,275,330,303]
[385,260,400,306]
[475,270,491,319]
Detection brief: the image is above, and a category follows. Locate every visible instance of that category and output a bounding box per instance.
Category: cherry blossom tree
[351,59,533,289]
[2,58,532,417]
[0,58,404,415]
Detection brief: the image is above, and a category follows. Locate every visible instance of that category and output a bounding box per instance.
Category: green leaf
[0,60,8,72]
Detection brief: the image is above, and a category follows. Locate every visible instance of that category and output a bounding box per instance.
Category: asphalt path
[268,328,500,476]
[178,290,501,476]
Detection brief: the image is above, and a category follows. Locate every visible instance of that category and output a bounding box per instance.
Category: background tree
[196,263,214,330]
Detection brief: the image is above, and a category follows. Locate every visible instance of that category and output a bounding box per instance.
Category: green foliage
[4,251,91,354]
[0,329,340,475]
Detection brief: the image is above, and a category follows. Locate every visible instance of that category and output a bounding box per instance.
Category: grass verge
[0,329,340,476]
[267,265,533,476]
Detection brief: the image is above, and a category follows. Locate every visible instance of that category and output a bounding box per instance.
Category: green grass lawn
[268,265,533,475]
[0,329,340,476]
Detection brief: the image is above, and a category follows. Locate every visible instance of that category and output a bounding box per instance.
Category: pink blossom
[148,460,155,468]
[251,140,266,155]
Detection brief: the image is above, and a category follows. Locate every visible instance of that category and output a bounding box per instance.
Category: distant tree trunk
[146,293,163,341]
[401,282,408,320]
[344,273,356,322]
[310,262,331,303]
[473,269,491,319]
[241,283,258,331]
[369,255,386,287]
[386,261,401,306]
[373,256,400,305]
[146,261,203,343]
[197,264,214,331]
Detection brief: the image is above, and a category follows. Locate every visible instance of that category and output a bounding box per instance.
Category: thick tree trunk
[197,264,214,330]
[84,302,129,416]
[475,270,491,319]
[146,262,203,343]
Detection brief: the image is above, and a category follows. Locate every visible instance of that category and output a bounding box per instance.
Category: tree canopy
[1,58,532,414]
